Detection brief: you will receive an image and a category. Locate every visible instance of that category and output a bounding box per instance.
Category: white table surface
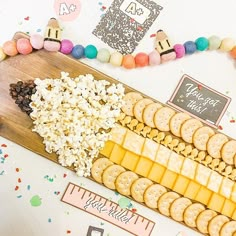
[1,1,236,235]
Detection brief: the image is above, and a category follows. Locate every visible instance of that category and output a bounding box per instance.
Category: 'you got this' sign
[168,74,231,128]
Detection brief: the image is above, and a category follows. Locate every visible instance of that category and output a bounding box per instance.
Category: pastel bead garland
[1,18,236,70]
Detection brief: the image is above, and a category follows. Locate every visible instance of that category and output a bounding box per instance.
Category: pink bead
[135,52,149,67]
[174,44,185,58]
[30,34,44,50]
[148,50,161,66]
[60,39,73,54]
[16,38,33,55]
[44,41,60,52]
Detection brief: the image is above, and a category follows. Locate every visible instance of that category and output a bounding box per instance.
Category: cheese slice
[109,124,127,145]
[160,169,178,189]
[184,181,201,200]
[120,151,140,171]
[100,140,115,157]
[195,187,212,205]
[155,145,171,167]
[221,199,235,218]
[195,163,212,186]
[109,144,126,164]
[231,183,236,202]
[208,193,225,213]
[220,177,234,199]
[181,158,197,179]
[167,153,184,173]
[173,176,190,195]
[207,171,223,193]
[148,163,166,183]
[135,157,153,177]
[123,130,145,155]
[142,138,159,161]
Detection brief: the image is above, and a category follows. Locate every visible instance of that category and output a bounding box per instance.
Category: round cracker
[193,126,215,151]
[154,107,176,132]
[208,215,229,236]
[115,171,139,196]
[133,98,153,123]
[102,164,125,190]
[144,184,167,208]
[131,178,153,202]
[181,118,203,143]
[143,102,163,128]
[170,197,192,222]
[196,209,217,234]
[221,140,236,165]
[220,221,236,236]
[157,191,180,216]
[121,92,143,116]
[184,203,205,228]
[91,158,113,183]
[170,112,191,137]
[207,133,229,159]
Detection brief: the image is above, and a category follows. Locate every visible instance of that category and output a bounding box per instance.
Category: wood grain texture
[0,32,133,166]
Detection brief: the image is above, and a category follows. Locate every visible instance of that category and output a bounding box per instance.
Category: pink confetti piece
[230,120,235,123]
[66,230,71,234]
[24,16,30,21]
[150,33,156,38]
[1,144,7,147]
[63,173,67,178]
[16,168,20,172]
[218,125,223,130]
[131,208,137,213]
[130,18,135,23]
[54,191,60,195]
[18,178,22,183]
[137,26,143,31]
[15,186,19,191]
[198,84,203,90]
[102,6,106,10]
[4,154,8,158]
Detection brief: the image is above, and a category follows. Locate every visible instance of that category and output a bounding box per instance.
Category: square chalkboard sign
[168,74,231,128]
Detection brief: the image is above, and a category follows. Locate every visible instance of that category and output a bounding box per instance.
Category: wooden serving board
[0,32,134,165]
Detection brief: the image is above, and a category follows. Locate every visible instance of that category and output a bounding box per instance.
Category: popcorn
[30,72,125,177]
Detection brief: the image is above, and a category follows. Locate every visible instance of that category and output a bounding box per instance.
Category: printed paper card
[93,0,163,54]
[168,74,231,128]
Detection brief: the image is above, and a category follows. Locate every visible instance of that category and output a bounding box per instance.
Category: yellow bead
[0,47,6,61]
[220,38,236,52]
[109,51,123,66]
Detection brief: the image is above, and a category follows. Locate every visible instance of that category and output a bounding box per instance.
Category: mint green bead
[84,45,97,59]
[195,37,209,51]
[208,36,221,50]
[97,48,110,63]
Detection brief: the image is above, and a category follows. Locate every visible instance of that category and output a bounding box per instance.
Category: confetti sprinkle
[98,2,102,5]
[30,195,42,207]
[26,32,30,35]
[230,119,235,123]
[17,195,22,198]
[24,16,30,21]
[1,144,7,147]
[54,191,60,195]
[1,157,5,163]
[218,125,223,130]
[130,18,135,23]
[16,168,20,172]
[131,208,137,213]
[198,84,203,90]
[150,33,156,38]
[66,230,71,234]
[137,26,143,31]
[44,175,54,182]
[27,185,31,190]
[48,218,52,223]
[0,170,4,175]
[102,6,106,10]
[100,222,104,226]
[0,150,2,154]
[15,186,19,191]
[18,178,22,183]
[63,173,67,178]
[4,154,8,158]
[114,191,119,196]
[36,28,41,32]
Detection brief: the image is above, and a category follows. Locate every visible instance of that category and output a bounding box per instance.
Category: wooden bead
[148,50,161,65]
[220,38,235,52]
[3,40,18,56]
[122,54,135,69]
[110,52,123,66]
[30,34,44,50]
[97,48,110,63]
[17,38,33,55]
[134,52,149,67]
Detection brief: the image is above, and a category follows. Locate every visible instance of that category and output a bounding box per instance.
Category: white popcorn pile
[30,72,125,177]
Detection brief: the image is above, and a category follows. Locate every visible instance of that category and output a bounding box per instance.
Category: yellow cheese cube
[135,157,153,177]
[184,181,201,200]
[208,193,225,213]
[100,140,115,157]
[207,171,223,193]
[109,144,126,164]
[155,145,171,167]
[195,163,212,186]
[109,124,127,145]
[160,169,178,189]
[120,151,140,171]
[231,183,236,202]
[221,199,236,218]
[195,187,213,205]
[181,158,197,179]
[173,175,190,195]
[232,209,236,220]
[123,130,145,155]
[220,177,234,199]
[148,163,166,183]
[142,138,159,161]
[167,153,184,173]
